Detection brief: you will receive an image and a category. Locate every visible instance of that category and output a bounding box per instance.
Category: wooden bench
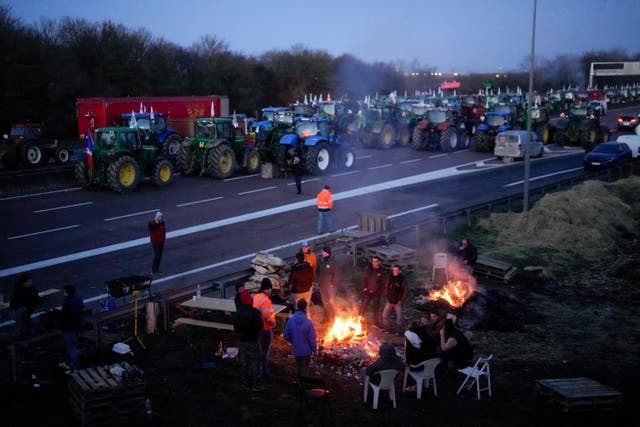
[473,256,518,284]
[172,317,234,331]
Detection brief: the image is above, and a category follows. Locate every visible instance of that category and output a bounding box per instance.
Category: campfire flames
[322,314,379,358]
[428,280,475,308]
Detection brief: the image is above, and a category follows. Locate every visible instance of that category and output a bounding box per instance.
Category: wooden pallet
[473,256,518,284]
[68,362,146,425]
[358,212,391,233]
[535,377,623,412]
[362,244,417,269]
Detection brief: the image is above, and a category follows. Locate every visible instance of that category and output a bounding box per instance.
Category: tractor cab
[294,117,331,140]
[194,118,233,141]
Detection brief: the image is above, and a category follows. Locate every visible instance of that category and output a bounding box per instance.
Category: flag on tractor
[210,100,215,117]
[86,130,94,168]
[129,111,138,128]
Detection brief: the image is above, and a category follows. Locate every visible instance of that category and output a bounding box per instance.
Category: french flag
[86,129,94,168]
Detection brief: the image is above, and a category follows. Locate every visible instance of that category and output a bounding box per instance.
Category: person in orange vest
[300,241,317,279]
[253,278,276,377]
[316,185,334,234]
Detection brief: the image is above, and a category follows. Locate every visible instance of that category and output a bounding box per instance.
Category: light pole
[523,0,537,212]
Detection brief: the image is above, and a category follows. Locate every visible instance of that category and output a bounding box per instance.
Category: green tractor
[252,109,297,167]
[177,117,260,179]
[548,106,610,151]
[357,102,408,149]
[75,127,173,193]
[514,105,551,143]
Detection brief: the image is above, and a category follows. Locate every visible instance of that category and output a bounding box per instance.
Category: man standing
[284,299,317,378]
[288,252,314,309]
[300,241,317,279]
[10,273,42,335]
[456,238,478,274]
[292,149,304,195]
[382,265,407,336]
[148,211,166,275]
[59,285,84,371]
[315,185,334,234]
[234,290,264,391]
[253,279,276,377]
[317,246,339,324]
[360,257,387,327]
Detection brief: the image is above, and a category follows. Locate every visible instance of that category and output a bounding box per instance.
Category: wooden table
[180,296,286,314]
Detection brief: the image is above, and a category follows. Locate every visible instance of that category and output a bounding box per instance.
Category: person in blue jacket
[284,298,317,378]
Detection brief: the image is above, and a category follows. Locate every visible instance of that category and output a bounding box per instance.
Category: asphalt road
[0,104,637,301]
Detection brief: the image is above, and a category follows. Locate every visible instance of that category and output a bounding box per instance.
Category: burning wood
[427,280,475,307]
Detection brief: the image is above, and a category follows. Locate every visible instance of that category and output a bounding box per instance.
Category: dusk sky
[5,0,639,73]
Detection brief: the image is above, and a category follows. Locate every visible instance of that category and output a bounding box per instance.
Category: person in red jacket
[148,211,166,275]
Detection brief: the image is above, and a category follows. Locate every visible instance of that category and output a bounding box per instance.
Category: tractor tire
[245,148,261,174]
[473,132,489,152]
[334,146,356,170]
[537,124,551,144]
[412,127,426,151]
[177,146,198,176]
[440,127,458,152]
[555,132,567,146]
[74,161,91,189]
[22,143,44,167]
[304,142,331,175]
[206,143,236,179]
[599,127,610,143]
[54,146,71,164]
[151,159,174,187]
[108,155,140,193]
[161,134,182,159]
[458,129,470,149]
[398,125,411,146]
[379,123,396,149]
[277,144,297,174]
[579,128,598,147]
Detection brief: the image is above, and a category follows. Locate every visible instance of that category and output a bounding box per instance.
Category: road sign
[482,80,492,89]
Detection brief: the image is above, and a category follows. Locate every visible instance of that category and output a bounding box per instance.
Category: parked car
[494,130,544,160]
[616,113,639,131]
[583,142,632,170]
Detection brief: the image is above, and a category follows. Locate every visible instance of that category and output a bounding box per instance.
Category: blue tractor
[120,112,182,160]
[278,117,356,175]
[472,111,513,152]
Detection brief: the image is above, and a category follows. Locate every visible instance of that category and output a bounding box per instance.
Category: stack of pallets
[68,362,146,425]
[535,377,623,412]
[362,244,417,270]
[473,256,518,284]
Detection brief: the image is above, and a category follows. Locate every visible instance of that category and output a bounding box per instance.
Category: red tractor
[2,123,72,167]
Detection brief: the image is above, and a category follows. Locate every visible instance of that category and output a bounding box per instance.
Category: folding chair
[456,354,493,399]
[432,253,449,283]
[298,375,333,424]
[403,357,441,399]
[364,369,400,409]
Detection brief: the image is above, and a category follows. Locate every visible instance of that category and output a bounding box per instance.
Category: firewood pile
[245,251,291,292]
[315,338,402,379]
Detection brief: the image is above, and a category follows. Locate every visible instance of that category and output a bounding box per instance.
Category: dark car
[616,113,638,131]
[583,142,632,170]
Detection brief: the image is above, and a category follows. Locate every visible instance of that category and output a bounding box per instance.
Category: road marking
[331,170,361,177]
[356,155,372,159]
[238,186,277,195]
[453,149,469,154]
[176,197,223,207]
[104,209,160,222]
[400,158,421,164]
[0,187,82,202]
[504,167,584,187]
[33,202,93,213]
[8,224,80,240]
[368,164,392,170]
[428,154,447,159]
[387,203,438,218]
[225,174,259,182]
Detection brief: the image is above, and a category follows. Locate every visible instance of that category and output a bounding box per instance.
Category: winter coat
[10,283,42,313]
[284,310,317,357]
[362,264,387,296]
[365,342,404,376]
[385,273,406,304]
[149,219,166,245]
[233,304,263,342]
[288,261,314,293]
[60,294,84,333]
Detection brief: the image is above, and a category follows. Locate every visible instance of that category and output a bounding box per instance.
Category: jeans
[152,243,164,272]
[63,331,80,369]
[295,174,302,194]
[238,340,261,389]
[382,302,403,333]
[259,329,273,376]
[295,355,311,378]
[317,209,334,234]
[360,292,381,325]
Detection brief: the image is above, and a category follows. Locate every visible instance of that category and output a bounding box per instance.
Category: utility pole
[523,0,537,212]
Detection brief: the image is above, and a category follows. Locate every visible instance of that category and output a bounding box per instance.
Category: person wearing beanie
[234,289,264,391]
[284,298,317,378]
[318,246,339,324]
[287,252,314,311]
[148,211,166,275]
[253,278,276,377]
[315,185,334,234]
[59,285,84,371]
[10,273,42,335]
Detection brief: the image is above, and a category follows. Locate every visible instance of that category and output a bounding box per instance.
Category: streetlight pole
[523,0,537,212]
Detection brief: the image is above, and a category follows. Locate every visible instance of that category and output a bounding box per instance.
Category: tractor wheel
[458,129,471,149]
[177,146,198,176]
[537,124,551,144]
[152,159,174,187]
[161,134,182,159]
[74,161,92,189]
[473,132,488,152]
[22,143,44,167]
[2,146,19,168]
[108,155,140,193]
[245,148,261,174]
[398,125,411,146]
[334,146,356,170]
[599,127,610,143]
[579,128,598,146]
[360,132,376,148]
[412,127,426,151]
[440,127,458,152]
[304,142,331,175]
[277,144,297,174]
[379,123,396,149]
[54,146,71,164]
[206,143,236,179]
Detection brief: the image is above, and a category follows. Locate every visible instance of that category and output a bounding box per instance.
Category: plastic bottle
[145,398,153,416]
[196,284,201,299]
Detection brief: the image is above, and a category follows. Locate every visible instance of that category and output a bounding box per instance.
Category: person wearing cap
[315,185,334,234]
[318,246,339,323]
[234,290,264,391]
[10,273,43,335]
[59,285,84,371]
[253,278,276,377]
[300,241,317,279]
[284,299,317,378]
[287,252,314,311]
[148,211,166,275]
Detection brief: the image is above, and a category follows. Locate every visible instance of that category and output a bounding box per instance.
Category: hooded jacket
[288,261,314,293]
[284,309,317,357]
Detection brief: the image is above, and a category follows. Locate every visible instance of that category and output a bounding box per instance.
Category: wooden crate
[535,377,623,412]
[473,256,518,284]
[68,362,146,425]
[362,244,417,269]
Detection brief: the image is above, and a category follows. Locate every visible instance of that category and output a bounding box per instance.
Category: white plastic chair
[456,354,493,399]
[363,369,400,409]
[402,357,441,399]
[432,252,449,283]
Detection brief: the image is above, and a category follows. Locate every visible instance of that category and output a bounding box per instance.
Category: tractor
[459,96,487,135]
[412,108,470,152]
[548,106,609,151]
[177,117,259,179]
[278,117,355,175]
[514,105,551,143]
[357,102,407,149]
[472,111,514,152]
[120,112,182,160]
[2,123,72,167]
[75,127,173,193]
[251,109,296,166]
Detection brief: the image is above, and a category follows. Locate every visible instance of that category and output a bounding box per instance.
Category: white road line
[387,203,438,218]
[8,224,80,240]
[504,167,584,187]
[286,178,321,186]
[331,170,361,177]
[0,187,82,202]
[238,186,277,195]
[104,209,160,222]
[33,202,93,213]
[428,154,447,159]
[400,158,421,164]
[356,155,372,159]
[368,164,392,170]
[176,197,223,207]
[224,174,259,182]
[453,149,469,154]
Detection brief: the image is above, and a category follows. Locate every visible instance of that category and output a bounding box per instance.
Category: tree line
[1,5,638,138]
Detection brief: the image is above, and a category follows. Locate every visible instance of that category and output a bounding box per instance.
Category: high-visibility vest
[253,292,275,330]
[316,189,333,210]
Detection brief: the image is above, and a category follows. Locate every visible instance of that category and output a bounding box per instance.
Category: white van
[616,125,640,158]
[494,130,544,160]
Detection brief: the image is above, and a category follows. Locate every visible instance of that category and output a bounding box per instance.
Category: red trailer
[76,95,230,141]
